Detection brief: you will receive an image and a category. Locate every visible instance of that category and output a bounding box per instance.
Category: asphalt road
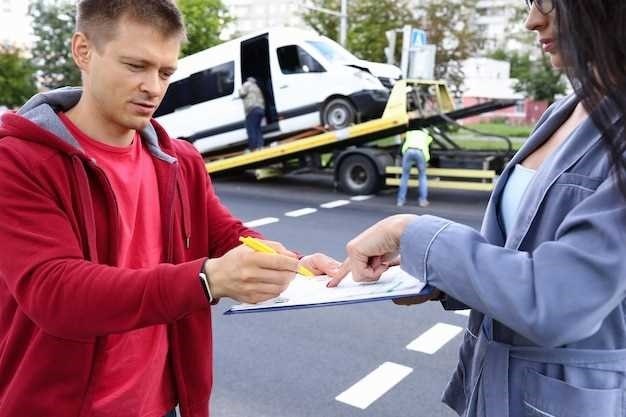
[208,174,490,417]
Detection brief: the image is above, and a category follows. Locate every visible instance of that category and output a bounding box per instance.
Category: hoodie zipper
[176,174,192,250]
[87,158,121,264]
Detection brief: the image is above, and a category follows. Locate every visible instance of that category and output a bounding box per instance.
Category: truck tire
[322,98,356,130]
[337,154,380,195]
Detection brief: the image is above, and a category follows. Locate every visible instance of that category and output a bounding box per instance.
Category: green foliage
[301,0,414,62]
[465,122,533,138]
[178,0,233,57]
[490,49,567,103]
[301,0,340,43]
[29,0,80,89]
[514,53,567,103]
[301,0,483,90]
[0,46,38,108]
[346,0,413,62]
[418,0,483,91]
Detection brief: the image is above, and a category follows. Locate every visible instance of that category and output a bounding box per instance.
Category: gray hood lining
[18,87,176,164]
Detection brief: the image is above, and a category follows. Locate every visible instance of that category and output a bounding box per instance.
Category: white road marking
[406,323,463,354]
[335,362,413,410]
[284,208,318,217]
[454,310,471,317]
[243,217,280,228]
[350,195,374,201]
[320,200,351,209]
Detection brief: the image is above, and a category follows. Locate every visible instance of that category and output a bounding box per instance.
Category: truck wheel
[322,98,356,129]
[338,155,380,195]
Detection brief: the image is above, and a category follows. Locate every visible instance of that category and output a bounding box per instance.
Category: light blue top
[500,164,536,234]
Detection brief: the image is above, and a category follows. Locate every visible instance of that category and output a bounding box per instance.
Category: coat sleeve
[0,146,210,341]
[400,172,626,347]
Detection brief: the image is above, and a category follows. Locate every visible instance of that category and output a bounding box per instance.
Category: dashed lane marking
[243,217,280,228]
[350,195,374,201]
[284,208,318,217]
[320,200,351,209]
[335,362,413,410]
[406,323,463,355]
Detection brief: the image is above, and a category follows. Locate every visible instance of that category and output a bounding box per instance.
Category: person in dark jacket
[0,1,340,417]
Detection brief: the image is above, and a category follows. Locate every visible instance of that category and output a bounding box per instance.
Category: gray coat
[400,94,626,417]
[238,79,265,115]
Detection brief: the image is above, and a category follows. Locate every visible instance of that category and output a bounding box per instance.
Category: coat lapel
[506,96,611,250]
[481,95,579,246]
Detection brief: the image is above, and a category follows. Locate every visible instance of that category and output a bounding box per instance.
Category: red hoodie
[0,88,261,417]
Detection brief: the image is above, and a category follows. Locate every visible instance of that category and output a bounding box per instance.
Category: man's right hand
[203,243,299,304]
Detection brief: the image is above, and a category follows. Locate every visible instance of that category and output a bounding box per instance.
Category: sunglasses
[525,0,555,15]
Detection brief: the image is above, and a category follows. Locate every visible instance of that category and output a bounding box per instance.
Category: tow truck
[204,80,516,194]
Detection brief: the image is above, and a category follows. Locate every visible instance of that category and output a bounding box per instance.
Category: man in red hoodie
[0,1,340,416]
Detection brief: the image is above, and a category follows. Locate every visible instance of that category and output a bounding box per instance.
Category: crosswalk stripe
[243,217,280,228]
[406,323,463,354]
[335,362,413,410]
[320,200,351,208]
[285,208,318,217]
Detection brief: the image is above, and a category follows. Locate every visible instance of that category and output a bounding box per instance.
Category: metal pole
[339,0,348,47]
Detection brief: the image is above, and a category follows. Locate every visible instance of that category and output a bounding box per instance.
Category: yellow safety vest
[402,129,432,162]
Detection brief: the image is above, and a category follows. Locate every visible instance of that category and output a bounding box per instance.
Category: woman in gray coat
[330,0,626,415]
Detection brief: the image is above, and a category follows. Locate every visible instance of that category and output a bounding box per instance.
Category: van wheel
[322,98,356,130]
[337,155,380,195]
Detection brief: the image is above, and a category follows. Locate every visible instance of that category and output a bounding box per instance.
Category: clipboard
[224,265,432,315]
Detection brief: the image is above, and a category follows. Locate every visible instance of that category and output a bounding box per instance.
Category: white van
[155,27,401,154]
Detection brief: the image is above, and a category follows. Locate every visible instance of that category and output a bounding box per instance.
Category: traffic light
[384,30,396,64]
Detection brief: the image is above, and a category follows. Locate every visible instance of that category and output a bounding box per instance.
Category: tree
[301,0,340,46]
[347,0,413,63]
[489,48,567,104]
[178,0,233,57]
[301,0,413,62]
[514,53,567,103]
[417,0,483,92]
[29,0,80,89]
[0,46,38,108]
[302,0,482,91]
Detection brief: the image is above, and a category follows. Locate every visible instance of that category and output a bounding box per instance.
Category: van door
[240,34,279,134]
[273,44,329,133]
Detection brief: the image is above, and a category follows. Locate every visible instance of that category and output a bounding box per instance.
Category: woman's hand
[327,214,418,287]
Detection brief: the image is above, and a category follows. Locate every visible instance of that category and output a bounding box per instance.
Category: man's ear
[71,32,92,72]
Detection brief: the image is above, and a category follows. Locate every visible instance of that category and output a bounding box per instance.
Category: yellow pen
[238,236,315,277]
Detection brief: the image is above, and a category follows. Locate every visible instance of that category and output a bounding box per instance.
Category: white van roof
[171,27,330,82]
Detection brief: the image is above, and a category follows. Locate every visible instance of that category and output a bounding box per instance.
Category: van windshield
[306,40,357,63]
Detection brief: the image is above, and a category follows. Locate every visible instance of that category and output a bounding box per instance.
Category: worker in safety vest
[397,129,432,207]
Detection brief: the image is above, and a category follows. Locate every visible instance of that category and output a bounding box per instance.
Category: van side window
[154,61,235,117]
[190,61,235,103]
[277,45,325,74]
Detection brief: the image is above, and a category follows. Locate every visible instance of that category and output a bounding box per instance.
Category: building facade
[222,0,307,38]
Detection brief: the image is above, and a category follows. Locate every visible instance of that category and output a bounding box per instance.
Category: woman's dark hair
[555,0,626,195]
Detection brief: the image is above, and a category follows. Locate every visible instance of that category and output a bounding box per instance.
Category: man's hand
[299,252,342,276]
[204,241,299,304]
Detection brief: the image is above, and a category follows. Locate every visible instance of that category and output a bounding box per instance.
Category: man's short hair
[76,0,187,50]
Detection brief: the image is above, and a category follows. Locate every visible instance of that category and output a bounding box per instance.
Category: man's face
[82,16,180,132]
